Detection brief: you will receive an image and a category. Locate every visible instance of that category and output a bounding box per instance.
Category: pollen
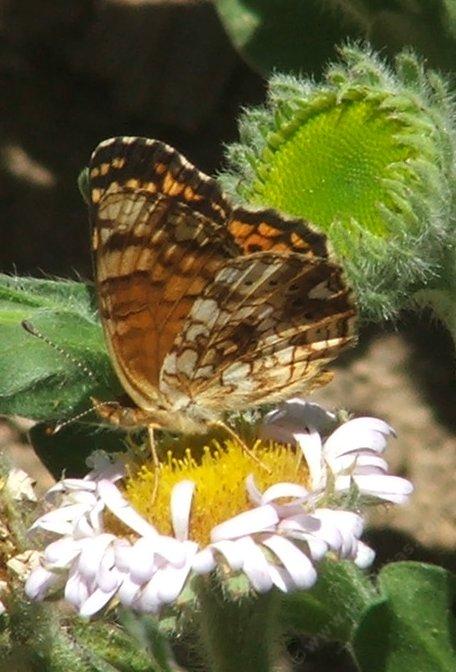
[123,438,310,545]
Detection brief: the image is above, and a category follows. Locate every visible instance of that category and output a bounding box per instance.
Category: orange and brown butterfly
[88,136,356,434]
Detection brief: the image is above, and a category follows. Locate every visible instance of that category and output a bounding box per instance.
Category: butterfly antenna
[21,319,97,382]
[49,399,122,434]
[21,319,106,433]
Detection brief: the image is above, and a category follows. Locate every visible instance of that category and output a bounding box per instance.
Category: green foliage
[214,0,354,75]
[0,274,121,422]
[353,562,456,672]
[281,559,377,643]
[216,0,456,74]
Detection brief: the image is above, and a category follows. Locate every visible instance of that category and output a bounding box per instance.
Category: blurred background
[0,2,454,669]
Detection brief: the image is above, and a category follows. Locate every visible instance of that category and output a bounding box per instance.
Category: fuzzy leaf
[0,275,122,422]
[74,618,163,672]
[352,562,456,672]
[281,560,377,643]
[215,0,352,75]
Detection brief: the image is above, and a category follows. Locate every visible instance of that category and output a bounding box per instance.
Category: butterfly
[88,136,356,434]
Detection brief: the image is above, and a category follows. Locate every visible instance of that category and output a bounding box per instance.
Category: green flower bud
[220,45,456,325]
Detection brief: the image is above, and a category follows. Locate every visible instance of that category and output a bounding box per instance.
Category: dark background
[0,0,264,278]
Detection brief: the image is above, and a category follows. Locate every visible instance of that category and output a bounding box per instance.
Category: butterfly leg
[211,421,272,475]
[147,426,161,503]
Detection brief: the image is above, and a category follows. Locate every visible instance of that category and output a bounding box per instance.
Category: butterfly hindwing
[161,251,355,409]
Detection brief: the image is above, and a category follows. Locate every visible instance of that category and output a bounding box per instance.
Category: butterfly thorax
[95,392,219,434]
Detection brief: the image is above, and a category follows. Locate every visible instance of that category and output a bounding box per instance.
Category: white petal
[77,534,115,580]
[245,474,263,505]
[25,566,60,600]
[118,574,141,606]
[261,482,309,505]
[210,540,244,571]
[30,504,90,535]
[305,514,343,552]
[98,480,158,537]
[260,399,336,443]
[113,539,132,571]
[336,474,413,503]
[89,500,105,535]
[268,564,295,592]
[171,480,194,541]
[44,537,82,567]
[236,537,273,593]
[324,418,394,459]
[65,571,89,608]
[355,542,376,569]
[157,544,197,603]
[137,574,162,613]
[192,548,216,574]
[295,430,324,490]
[262,535,317,589]
[330,452,388,473]
[301,535,329,561]
[129,537,158,584]
[153,536,188,565]
[278,513,321,534]
[74,514,97,538]
[96,546,122,592]
[211,505,279,542]
[47,479,96,496]
[80,587,118,617]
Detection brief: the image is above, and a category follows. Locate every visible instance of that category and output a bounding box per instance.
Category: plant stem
[196,576,281,672]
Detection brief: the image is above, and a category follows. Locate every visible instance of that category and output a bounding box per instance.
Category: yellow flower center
[123,438,309,545]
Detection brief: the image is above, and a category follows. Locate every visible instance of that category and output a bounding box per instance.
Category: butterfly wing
[89,135,353,424]
[161,250,356,410]
[89,137,239,411]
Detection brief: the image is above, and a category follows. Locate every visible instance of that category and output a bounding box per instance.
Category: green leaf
[352,562,456,672]
[74,618,164,672]
[0,275,122,422]
[29,422,130,479]
[281,560,377,643]
[214,0,352,75]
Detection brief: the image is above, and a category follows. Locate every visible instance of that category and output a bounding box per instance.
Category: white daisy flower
[25,402,412,616]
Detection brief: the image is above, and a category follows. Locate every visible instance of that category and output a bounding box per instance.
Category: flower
[261,399,413,504]
[25,402,412,616]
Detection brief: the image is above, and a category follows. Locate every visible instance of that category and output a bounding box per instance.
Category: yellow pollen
[121,439,309,545]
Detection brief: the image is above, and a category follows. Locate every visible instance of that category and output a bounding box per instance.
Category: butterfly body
[89,137,356,433]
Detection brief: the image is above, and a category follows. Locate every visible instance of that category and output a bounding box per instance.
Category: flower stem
[196,576,281,672]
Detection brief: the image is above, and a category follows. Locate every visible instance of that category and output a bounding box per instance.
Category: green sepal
[0,274,122,422]
[352,562,456,672]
